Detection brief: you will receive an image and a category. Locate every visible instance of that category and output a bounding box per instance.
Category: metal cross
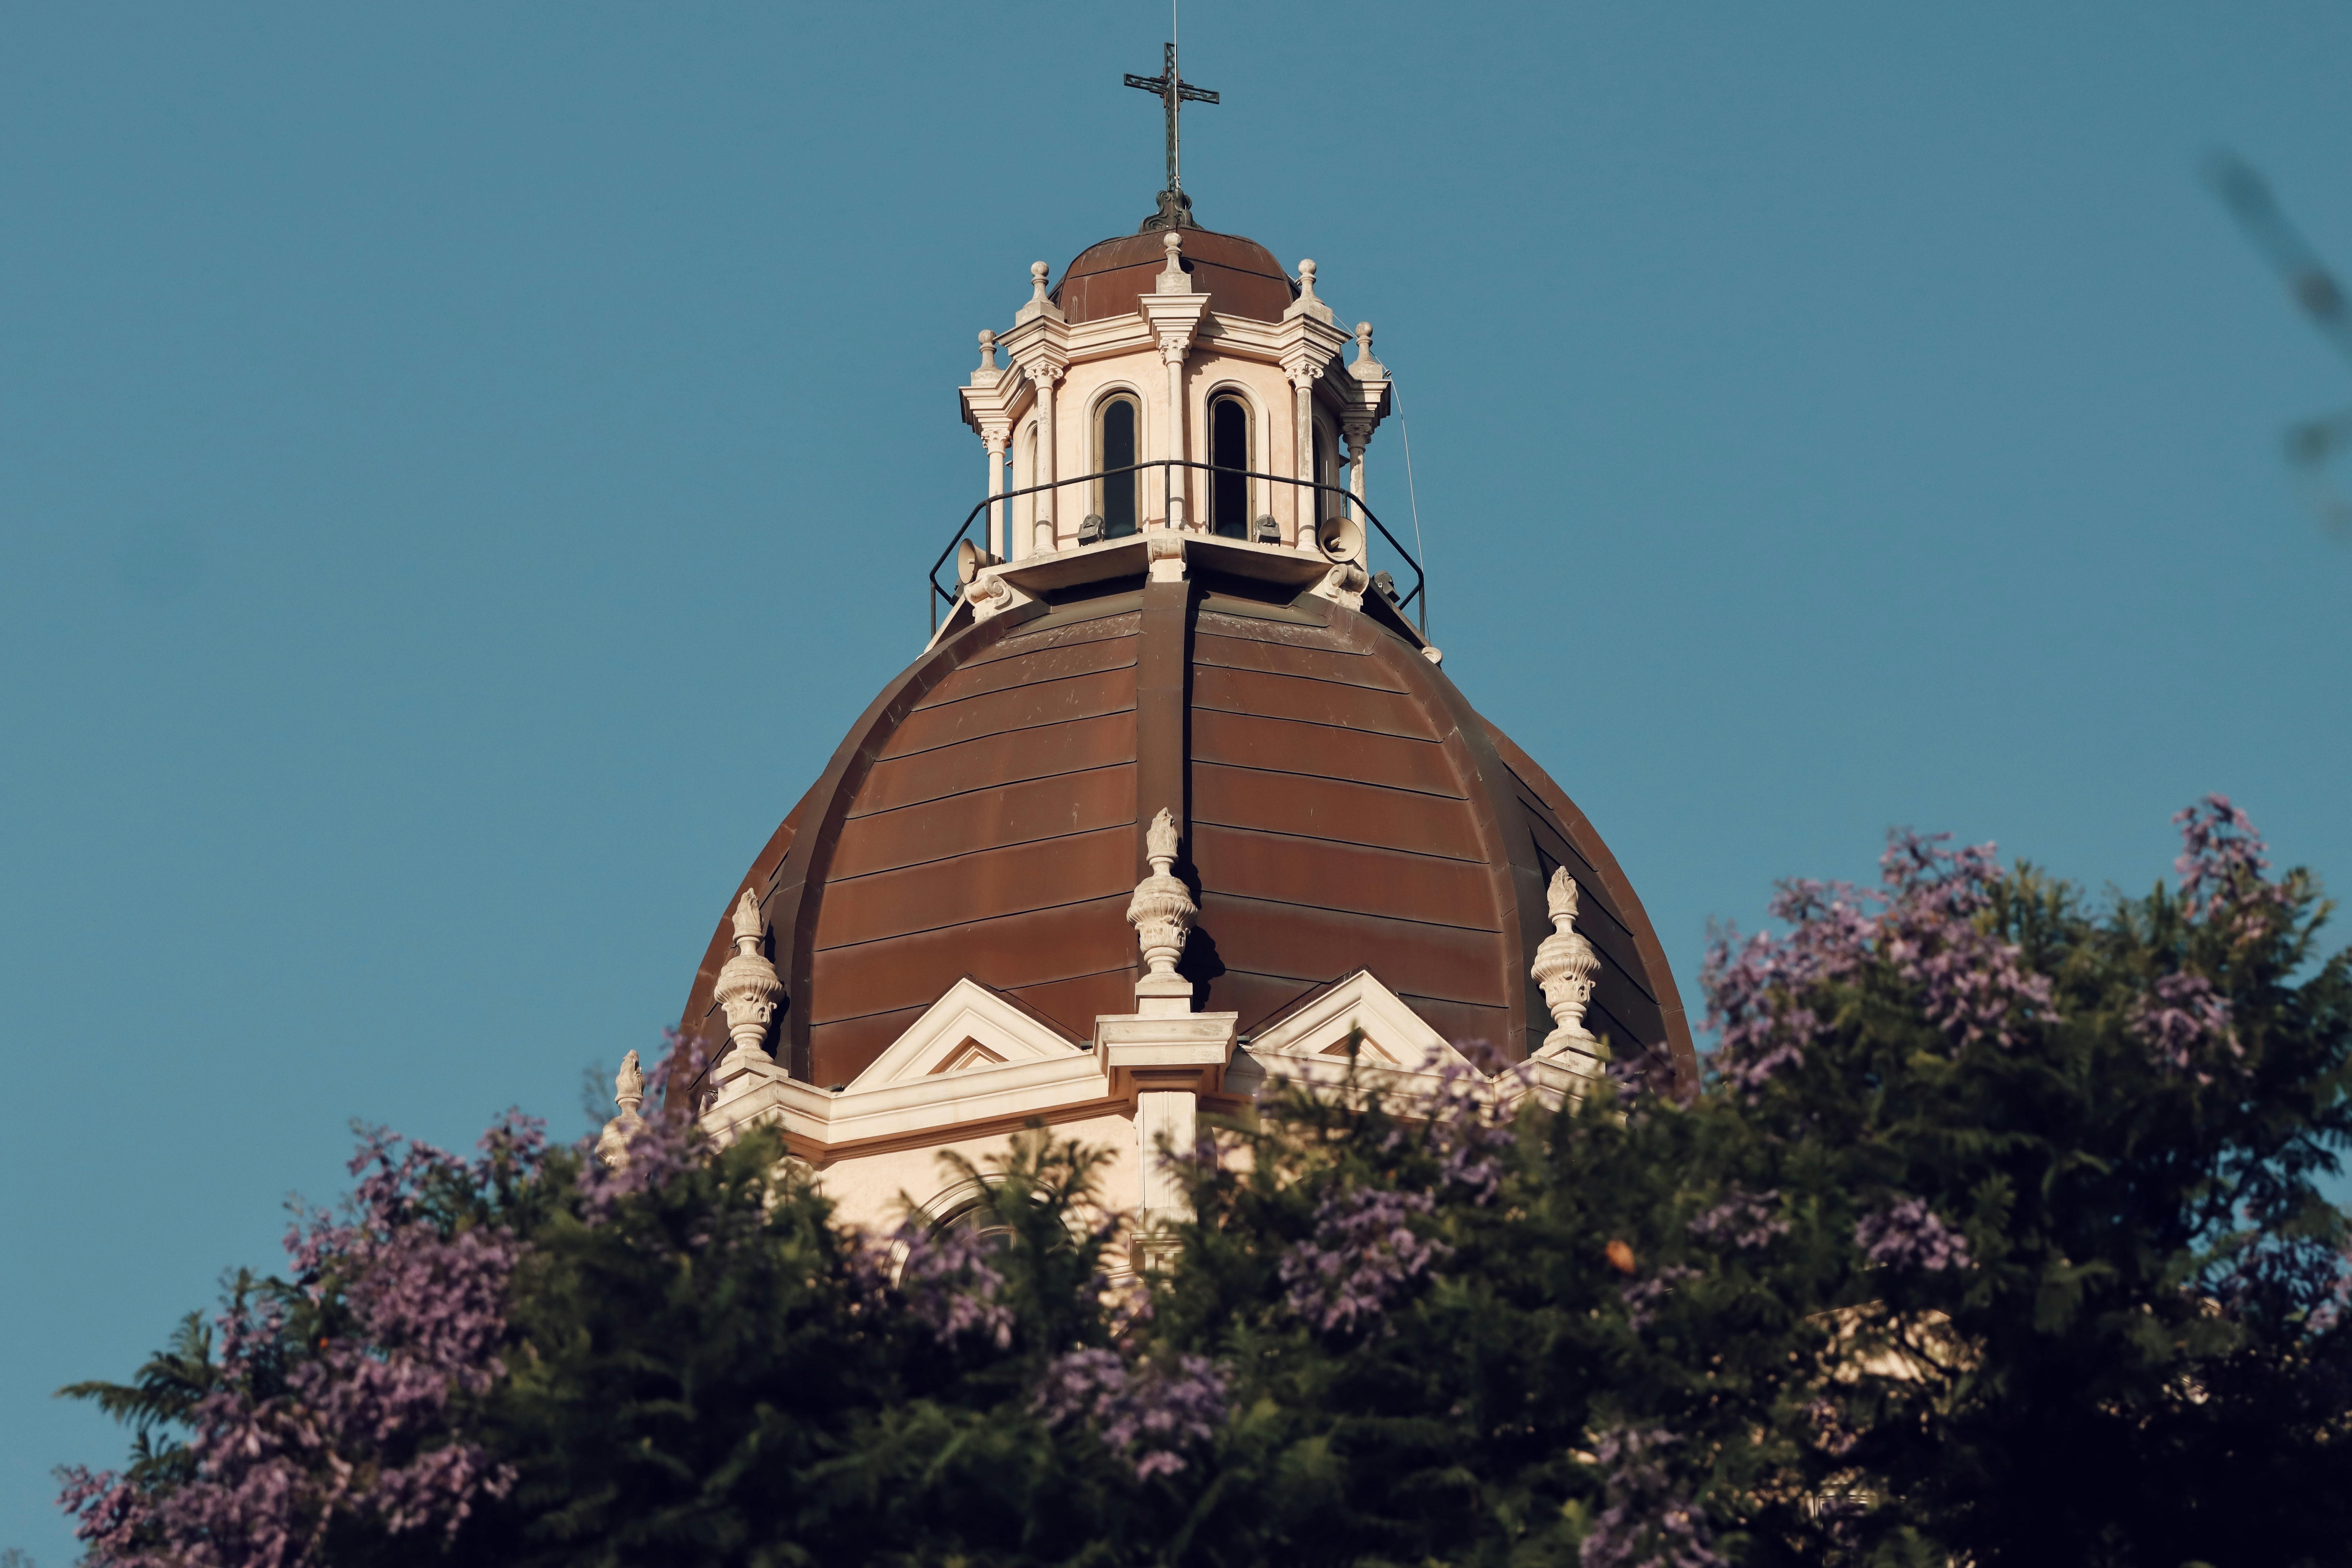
[1125,42,1218,197]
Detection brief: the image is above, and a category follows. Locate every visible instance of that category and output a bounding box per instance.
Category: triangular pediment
[1248,971,1469,1071]
[930,1038,1009,1075]
[847,977,1085,1091]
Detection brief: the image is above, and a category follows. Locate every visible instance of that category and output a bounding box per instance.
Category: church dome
[676,567,1698,1098]
[1054,228,1297,325]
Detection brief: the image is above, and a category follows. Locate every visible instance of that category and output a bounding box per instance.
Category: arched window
[931,1193,1016,1247]
[1096,395,1141,538]
[1209,393,1250,538]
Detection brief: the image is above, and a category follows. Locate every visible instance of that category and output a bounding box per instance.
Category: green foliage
[60,810,2352,1567]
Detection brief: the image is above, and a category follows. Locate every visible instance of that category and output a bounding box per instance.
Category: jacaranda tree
[60,798,2352,1567]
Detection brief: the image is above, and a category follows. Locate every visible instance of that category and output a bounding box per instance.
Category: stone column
[1162,338,1188,530]
[1099,807,1238,1242]
[982,427,1009,560]
[1289,368,1320,550]
[1344,419,1372,528]
[1135,1088,1196,1215]
[1028,361,1061,556]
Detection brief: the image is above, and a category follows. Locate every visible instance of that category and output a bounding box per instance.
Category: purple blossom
[1578,1423,1725,1568]
[577,1031,710,1218]
[1619,1265,1702,1331]
[63,1125,531,1568]
[1877,832,2054,1050]
[2130,971,2241,1082]
[1704,833,2054,1092]
[574,1109,704,1222]
[2174,794,2289,933]
[2210,1232,2352,1329]
[1280,1186,1450,1334]
[1856,1198,1972,1272]
[1033,1347,1229,1480]
[1604,1053,1651,1105]
[1687,1187,1789,1251]
[880,1222,1016,1350]
[1396,1047,1525,1203]
[1702,879,1881,1091]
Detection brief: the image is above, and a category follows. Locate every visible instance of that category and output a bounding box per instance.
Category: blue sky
[5,3,2351,1554]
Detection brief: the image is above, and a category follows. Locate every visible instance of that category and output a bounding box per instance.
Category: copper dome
[678,566,1697,1099]
[1052,228,1298,326]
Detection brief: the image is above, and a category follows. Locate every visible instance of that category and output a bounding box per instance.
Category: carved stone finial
[1154,229,1192,294]
[1126,807,1197,984]
[1350,320,1387,381]
[1017,260,1063,324]
[1283,260,1335,325]
[714,887,784,1072]
[595,1048,647,1169]
[1530,868,1607,1059]
[977,328,998,373]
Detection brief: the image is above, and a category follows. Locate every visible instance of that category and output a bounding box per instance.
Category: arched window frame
[1091,386,1147,539]
[1202,381,1261,539]
[1312,411,1340,521]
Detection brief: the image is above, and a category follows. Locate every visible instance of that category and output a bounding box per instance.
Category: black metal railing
[927,460,1427,638]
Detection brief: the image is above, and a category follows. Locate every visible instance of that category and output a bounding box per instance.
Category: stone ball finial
[1029,260,1051,300]
[977,327,998,371]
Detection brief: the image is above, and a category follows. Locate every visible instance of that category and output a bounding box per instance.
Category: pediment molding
[1230,970,1483,1101]
[849,976,1082,1088]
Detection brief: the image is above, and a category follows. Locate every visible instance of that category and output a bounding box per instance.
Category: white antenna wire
[1391,381,1428,581]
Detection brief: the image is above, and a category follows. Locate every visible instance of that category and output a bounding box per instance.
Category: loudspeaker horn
[956,538,1000,585]
[1315,513,1365,562]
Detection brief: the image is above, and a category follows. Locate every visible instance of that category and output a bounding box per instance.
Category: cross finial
[1125,41,1219,231]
